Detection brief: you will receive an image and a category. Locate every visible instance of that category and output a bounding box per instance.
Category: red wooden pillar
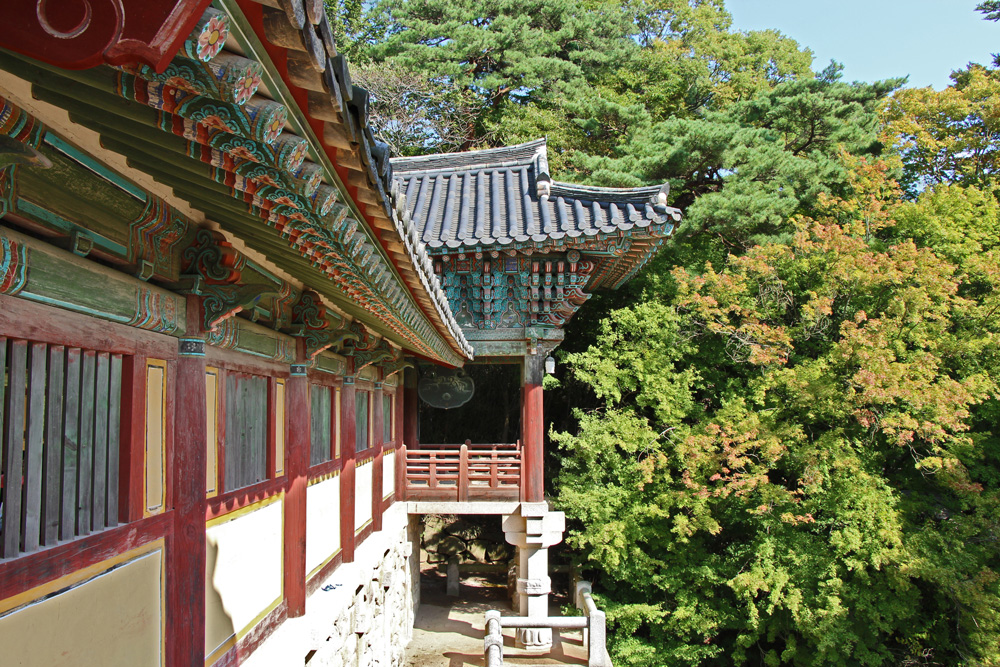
[284,359,309,617]
[167,296,207,667]
[394,381,405,500]
[521,354,544,503]
[372,380,384,531]
[402,366,418,448]
[340,371,357,562]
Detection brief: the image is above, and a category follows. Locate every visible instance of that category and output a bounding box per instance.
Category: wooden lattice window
[223,372,268,491]
[382,393,393,444]
[355,390,369,451]
[310,385,332,466]
[1,338,124,558]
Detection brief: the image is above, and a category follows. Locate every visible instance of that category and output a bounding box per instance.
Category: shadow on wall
[205,534,237,660]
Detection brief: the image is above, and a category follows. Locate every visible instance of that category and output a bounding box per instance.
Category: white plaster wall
[383,451,395,500]
[205,499,283,643]
[355,460,374,530]
[307,475,341,575]
[0,547,163,666]
[243,503,417,667]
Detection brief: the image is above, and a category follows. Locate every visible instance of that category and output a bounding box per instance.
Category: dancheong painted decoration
[392,139,681,357]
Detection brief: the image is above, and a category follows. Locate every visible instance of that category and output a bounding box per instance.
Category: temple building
[0,1,678,665]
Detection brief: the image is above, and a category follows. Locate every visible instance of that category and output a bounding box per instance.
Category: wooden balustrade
[400,441,521,502]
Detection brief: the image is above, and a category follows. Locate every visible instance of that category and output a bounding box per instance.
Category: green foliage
[884,66,1000,196]
[331,2,1000,663]
[555,159,1000,665]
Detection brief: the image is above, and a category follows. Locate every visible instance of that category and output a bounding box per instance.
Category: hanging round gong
[418,366,475,409]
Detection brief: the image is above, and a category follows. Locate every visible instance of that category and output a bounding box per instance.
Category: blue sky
[726,0,998,89]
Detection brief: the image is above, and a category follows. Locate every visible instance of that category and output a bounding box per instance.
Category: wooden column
[339,371,357,562]
[167,296,207,667]
[402,366,418,448]
[372,380,384,532]
[394,381,405,499]
[283,360,309,617]
[521,354,544,503]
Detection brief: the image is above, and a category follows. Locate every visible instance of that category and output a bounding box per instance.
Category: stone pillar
[503,502,566,651]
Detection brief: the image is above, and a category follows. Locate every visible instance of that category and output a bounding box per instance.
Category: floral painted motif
[233,72,261,105]
[197,15,228,62]
[264,115,285,144]
[198,115,234,134]
[287,140,308,172]
[226,144,259,162]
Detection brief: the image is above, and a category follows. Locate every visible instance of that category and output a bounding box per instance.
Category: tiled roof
[391,139,681,251]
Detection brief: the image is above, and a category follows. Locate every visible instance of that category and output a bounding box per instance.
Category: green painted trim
[15,200,128,256]
[43,133,146,201]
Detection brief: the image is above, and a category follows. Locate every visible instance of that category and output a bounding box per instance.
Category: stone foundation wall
[244,504,420,667]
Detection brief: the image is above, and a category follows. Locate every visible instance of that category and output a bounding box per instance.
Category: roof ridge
[390,138,547,173]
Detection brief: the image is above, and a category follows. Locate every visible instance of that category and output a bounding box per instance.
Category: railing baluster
[458,444,469,502]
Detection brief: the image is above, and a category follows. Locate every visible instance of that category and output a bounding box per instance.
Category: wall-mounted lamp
[544,355,556,375]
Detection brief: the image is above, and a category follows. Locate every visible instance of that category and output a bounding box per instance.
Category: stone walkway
[405,568,588,667]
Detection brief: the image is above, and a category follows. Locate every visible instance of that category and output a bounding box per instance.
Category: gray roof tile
[391,139,681,251]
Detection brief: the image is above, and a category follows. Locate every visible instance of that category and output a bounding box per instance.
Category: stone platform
[405,565,587,667]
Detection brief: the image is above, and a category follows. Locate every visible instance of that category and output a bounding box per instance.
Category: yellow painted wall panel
[206,368,219,497]
[145,360,167,515]
[306,475,340,575]
[205,497,283,656]
[355,460,373,530]
[0,548,164,666]
[383,451,395,500]
[275,380,286,476]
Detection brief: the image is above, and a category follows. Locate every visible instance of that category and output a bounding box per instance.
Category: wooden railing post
[458,444,469,502]
[397,444,406,501]
[429,453,437,489]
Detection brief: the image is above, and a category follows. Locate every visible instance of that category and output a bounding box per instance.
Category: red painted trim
[0,294,178,358]
[355,522,373,545]
[204,347,291,378]
[340,378,357,563]
[522,382,544,503]
[119,354,147,523]
[211,601,288,667]
[307,458,342,481]
[355,445,379,463]
[283,372,309,618]
[205,477,286,521]
[0,0,213,72]
[0,512,171,600]
[305,551,344,596]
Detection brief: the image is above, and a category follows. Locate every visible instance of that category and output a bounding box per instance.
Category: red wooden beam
[0,0,213,72]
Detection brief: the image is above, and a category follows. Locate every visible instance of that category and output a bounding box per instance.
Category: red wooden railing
[399,441,521,502]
